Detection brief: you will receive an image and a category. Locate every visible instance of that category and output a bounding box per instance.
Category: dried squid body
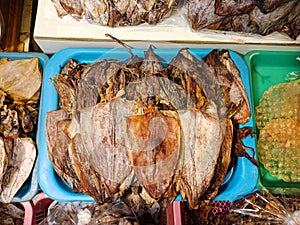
[125,109,182,200]
[1,138,36,203]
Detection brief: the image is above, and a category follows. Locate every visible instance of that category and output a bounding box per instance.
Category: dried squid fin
[0,58,41,101]
[1,138,36,203]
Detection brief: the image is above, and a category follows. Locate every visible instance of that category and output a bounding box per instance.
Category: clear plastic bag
[184,0,300,40]
[40,201,139,225]
[286,56,300,81]
[51,0,183,27]
[229,189,300,225]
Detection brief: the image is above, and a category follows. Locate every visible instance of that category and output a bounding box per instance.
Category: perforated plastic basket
[38,47,258,203]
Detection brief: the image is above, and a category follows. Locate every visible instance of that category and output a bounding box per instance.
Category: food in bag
[187,0,300,39]
[51,0,177,26]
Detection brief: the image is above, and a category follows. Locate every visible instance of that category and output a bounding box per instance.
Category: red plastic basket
[166,201,232,225]
[21,193,183,225]
[22,192,54,225]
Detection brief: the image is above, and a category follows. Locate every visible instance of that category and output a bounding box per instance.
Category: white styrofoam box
[34,0,300,54]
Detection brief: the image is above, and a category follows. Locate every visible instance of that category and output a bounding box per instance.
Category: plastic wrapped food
[186,0,300,40]
[51,0,178,27]
[229,189,300,225]
[39,201,152,225]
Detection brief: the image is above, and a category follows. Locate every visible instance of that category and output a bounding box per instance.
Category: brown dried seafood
[0,58,41,203]
[47,47,257,211]
[187,0,300,39]
[0,202,25,225]
[51,0,176,27]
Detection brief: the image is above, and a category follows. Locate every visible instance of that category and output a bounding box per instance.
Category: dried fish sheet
[1,138,36,203]
[258,118,300,182]
[125,110,181,200]
[255,80,300,130]
[0,58,41,101]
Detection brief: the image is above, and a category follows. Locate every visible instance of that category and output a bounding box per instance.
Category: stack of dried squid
[0,58,41,203]
[46,46,257,214]
[51,0,177,26]
[187,0,300,39]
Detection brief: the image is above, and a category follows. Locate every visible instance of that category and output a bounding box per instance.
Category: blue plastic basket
[0,52,49,202]
[38,48,258,202]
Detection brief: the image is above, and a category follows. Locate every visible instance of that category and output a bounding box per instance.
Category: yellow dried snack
[258,118,300,182]
[255,80,300,130]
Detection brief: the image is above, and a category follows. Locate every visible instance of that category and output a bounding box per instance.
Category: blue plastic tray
[0,52,49,202]
[38,48,258,202]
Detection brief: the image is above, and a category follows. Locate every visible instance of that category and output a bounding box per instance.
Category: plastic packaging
[184,0,300,40]
[51,0,182,27]
[39,201,139,225]
[0,52,49,203]
[230,189,300,225]
[286,56,300,81]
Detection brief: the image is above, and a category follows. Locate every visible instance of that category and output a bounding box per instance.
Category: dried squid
[0,57,41,203]
[46,44,257,212]
[51,0,176,27]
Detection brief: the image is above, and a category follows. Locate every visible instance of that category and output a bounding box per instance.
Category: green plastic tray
[244,50,300,194]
